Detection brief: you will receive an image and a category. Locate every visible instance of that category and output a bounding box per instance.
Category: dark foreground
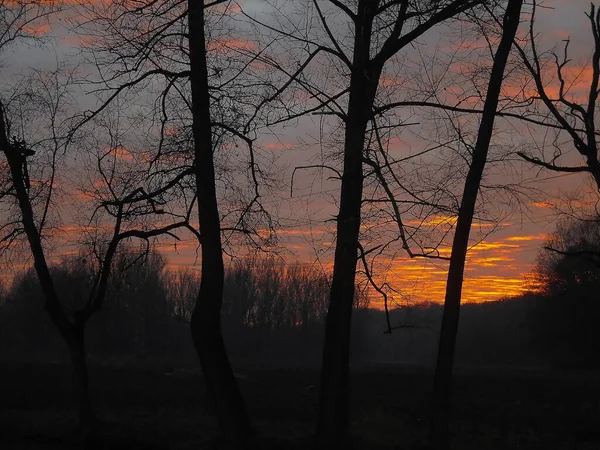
[1,361,599,449]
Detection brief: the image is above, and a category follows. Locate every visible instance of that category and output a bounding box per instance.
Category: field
[1,361,599,449]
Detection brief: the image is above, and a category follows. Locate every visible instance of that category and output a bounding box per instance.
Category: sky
[1,0,598,309]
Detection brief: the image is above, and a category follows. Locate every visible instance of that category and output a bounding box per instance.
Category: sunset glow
[3,2,600,449]
[0,0,595,313]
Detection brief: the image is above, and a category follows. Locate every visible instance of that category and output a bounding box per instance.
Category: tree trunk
[315,3,380,446]
[69,320,97,436]
[314,124,365,449]
[187,2,254,448]
[429,2,524,449]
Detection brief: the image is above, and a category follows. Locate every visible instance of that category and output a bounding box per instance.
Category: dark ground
[1,361,599,449]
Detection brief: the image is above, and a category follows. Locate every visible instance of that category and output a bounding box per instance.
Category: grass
[1,360,599,449]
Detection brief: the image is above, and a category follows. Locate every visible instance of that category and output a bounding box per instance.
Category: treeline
[526,216,600,369]
[344,293,597,370]
[2,230,598,370]
[360,297,545,369]
[0,247,370,365]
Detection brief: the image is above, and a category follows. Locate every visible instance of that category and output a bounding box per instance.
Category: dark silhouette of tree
[245,0,512,444]
[248,0,497,445]
[2,245,174,359]
[0,66,195,436]
[514,1,600,190]
[530,215,600,368]
[165,266,200,324]
[75,1,280,445]
[220,257,330,363]
[0,64,109,434]
[429,1,524,449]
[260,2,486,447]
[186,3,256,447]
[492,0,600,369]
[103,247,172,356]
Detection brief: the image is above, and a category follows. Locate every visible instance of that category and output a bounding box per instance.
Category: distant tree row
[0,246,369,364]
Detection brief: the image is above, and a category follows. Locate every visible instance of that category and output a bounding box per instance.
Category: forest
[1,0,600,449]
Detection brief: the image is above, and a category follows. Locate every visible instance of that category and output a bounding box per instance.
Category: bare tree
[187,2,257,446]
[429,1,524,449]
[0,0,63,264]
[514,1,600,191]
[0,65,195,436]
[247,1,486,446]
[72,1,284,445]
[165,266,200,323]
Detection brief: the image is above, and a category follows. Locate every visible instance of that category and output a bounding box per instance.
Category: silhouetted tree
[165,267,200,324]
[95,246,171,356]
[2,267,61,357]
[76,1,280,445]
[272,2,486,447]
[249,0,489,444]
[186,3,257,447]
[430,1,524,448]
[515,2,600,190]
[530,215,600,368]
[506,0,600,369]
[0,72,194,436]
[220,257,331,362]
[4,245,174,359]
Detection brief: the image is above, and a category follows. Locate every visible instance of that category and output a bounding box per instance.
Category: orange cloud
[469,256,515,267]
[23,22,51,36]
[164,126,178,137]
[531,201,553,209]
[264,142,294,151]
[469,241,519,251]
[207,38,258,55]
[72,190,95,201]
[359,231,540,309]
[379,75,403,87]
[405,214,457,228]
[274,228,326,237]
[100,145,135,161]
[505,234,547,242]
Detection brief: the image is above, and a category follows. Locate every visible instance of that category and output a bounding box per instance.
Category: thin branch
[517,151,591,173]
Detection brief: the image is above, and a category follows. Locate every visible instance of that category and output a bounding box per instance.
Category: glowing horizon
[0,0,596,313]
